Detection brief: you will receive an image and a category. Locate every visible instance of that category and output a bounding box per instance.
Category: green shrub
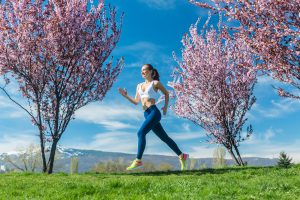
[277,151,293,168]
[158,163,173,171]
[213,146,226,168]
[189,158,197,170]
[91,157,127,173]
[70,157,79,174]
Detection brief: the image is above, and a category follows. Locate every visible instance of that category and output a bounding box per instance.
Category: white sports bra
[138,81,159,100]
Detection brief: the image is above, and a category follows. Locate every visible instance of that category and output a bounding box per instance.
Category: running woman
[118,64,189,171]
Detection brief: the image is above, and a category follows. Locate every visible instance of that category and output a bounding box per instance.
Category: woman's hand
[161,105,167,115]
[118,88,127,97]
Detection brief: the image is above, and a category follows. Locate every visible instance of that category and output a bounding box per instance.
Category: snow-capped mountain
[56,145,84,158]
[0,147,279,173]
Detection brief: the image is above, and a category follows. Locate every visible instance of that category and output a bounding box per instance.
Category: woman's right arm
[118,84,140,105]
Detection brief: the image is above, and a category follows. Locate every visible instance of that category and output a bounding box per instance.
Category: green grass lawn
[0,165,299,200]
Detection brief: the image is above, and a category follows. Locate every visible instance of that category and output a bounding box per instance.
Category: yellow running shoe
[126,159,143,170]
[179,153,189,171]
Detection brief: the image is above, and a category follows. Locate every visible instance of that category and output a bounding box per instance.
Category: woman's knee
[137,130,146,138]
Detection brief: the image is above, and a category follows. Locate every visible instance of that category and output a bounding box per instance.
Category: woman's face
[141,65,151,79]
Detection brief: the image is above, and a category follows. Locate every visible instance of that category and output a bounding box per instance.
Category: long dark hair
[144,64,160,81]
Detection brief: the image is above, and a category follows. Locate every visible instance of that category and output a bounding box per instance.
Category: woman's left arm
[154,81,169,115]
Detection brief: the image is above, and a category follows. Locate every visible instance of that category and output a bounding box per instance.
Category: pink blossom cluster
[0,0,123,173]
[169,16,256,165]
[190,0,300,99]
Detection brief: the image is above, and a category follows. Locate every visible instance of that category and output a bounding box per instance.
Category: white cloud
[188,145,216,158]
[0,96,27,119]
[257,75,282,86]
[192,0,218,19]
[0,78,33,119]
[0,77,22,95]
[0,132,38,154]
[92,132,138,153]
[254,98,300,118]
[195,8,210,17]
[241,141,300,163]
[137,0,176,10]
[185,127,300,163]
[0,110,26,119]
[182,123,191,132]
[96,121,135,130]
[255,75,298,97]
[63,127,205,158]
[244,128,282,145]
[62,126,300,163]
[75,103,143,130]
[124,62,145,68]
[117,41,160,52]
[114,41,173,69]
[239,128,300,162]
[65,131,138,154]
[0,95,22,109]
[188,141,300,163]
[256,74,299,89]
[172,131,203,141]
[264,128,276,141]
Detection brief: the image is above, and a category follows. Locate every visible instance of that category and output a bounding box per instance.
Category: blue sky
[0,0,299,162]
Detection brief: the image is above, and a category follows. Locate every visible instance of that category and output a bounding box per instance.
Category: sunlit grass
[0,164,299,200]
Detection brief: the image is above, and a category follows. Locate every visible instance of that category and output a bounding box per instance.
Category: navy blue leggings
[136,105,182,159]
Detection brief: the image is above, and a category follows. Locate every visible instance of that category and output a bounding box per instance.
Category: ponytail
[144,64,160,81]
[152,68,160,81]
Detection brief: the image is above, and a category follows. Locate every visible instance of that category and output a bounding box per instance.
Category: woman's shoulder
[137,82,143,89]
[152,80,161,90]
[152,80,160,85]
[153,80,163,88]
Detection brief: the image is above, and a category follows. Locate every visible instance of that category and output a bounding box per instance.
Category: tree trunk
[227,148,241,166]
[38,128,47,173]
[36,100,47,173]
[46,139,58,174]
[232,143,245,166]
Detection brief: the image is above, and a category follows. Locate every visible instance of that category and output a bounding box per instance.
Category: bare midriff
[141,98,156,110]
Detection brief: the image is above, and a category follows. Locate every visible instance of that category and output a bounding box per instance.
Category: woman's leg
[152,122,182,156]
[136,110,160,159]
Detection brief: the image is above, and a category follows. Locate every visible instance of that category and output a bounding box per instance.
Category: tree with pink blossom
[169,15,256,166]
[190,0,300,99]
[0,0,123,173]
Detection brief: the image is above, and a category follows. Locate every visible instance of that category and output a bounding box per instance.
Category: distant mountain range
[0,147,278,173]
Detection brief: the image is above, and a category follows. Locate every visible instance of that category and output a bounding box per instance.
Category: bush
[70,157,79,174]
[213,146,226,168]
[277,151,293,168]
[189,158,197,170]
[91,157,128,173]
[140,162,156,172]
[199,163,207,169]
[91,158,177,173]
[158,163,173,171]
